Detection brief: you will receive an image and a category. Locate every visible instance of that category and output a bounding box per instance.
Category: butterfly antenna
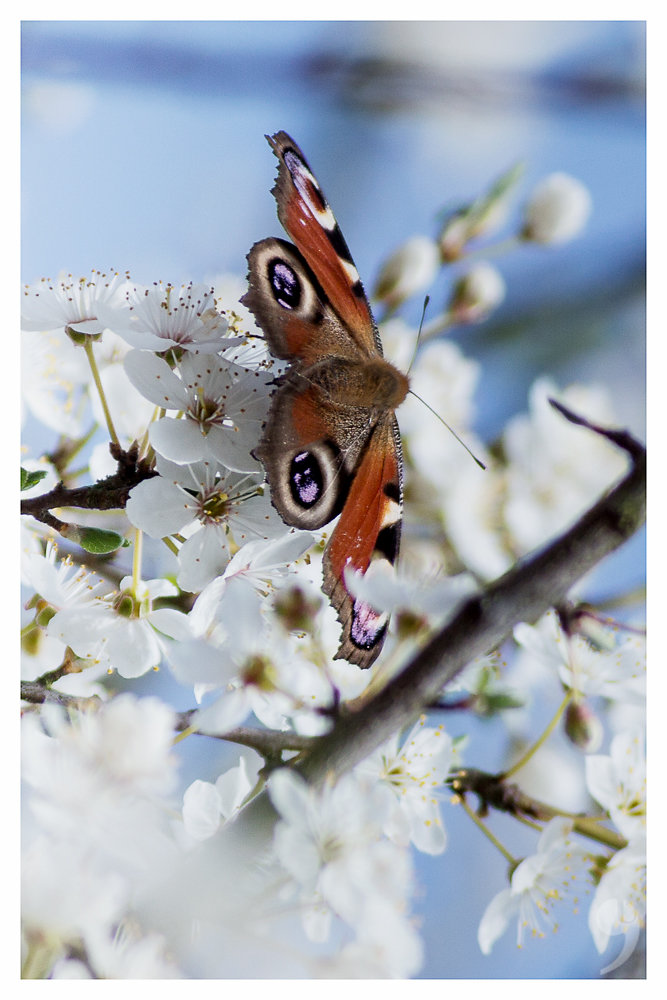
[408,389,486,470]
[406,295,430,375]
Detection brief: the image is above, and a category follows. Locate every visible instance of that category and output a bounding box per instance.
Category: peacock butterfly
[241,132,409,668]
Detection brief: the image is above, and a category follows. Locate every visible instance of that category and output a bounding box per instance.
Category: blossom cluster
[20,164,644,979]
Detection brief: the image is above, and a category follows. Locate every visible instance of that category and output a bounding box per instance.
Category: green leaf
[21,467,48,491]
[65,525,128,554]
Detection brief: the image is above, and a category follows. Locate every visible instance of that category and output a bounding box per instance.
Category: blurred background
[21,20,646,980]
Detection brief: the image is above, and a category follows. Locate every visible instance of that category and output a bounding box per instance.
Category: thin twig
[20,443,157,528]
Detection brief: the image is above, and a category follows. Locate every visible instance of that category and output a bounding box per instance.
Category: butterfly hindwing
[323,415,403,666]
[252,369,374,532]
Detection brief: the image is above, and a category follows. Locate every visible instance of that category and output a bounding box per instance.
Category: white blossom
[21,327,92,437]
[32,555,191,678]
[522,173,592,244]
[440,458,511,580]
[21,696,181,975]
[355,716,454,854]
[99,279,231,353]
[478,818,591,954]
[398,337,483,488]
[268,768,423,975]
[514,611,646,705]
[82,923,183,979]
[588,835,646,971]
[21,269,130,334]
[169,572,331,734]
[448,260,506,324]
[585,729,646,842]
[124,349,271,472]
[126,457,289,592]
[182,754,262,841]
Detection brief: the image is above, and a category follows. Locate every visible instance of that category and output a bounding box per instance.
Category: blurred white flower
[83,922,183,979]
[23,79,96,134]
[522,173,592,245]
[22,835,127,974]
[269,768,422,976]
[399,337,482,486]
[588,835,645,971]
[478,818,591,954]
[585,729,646,971]
[182,754,263,842]
[21,695,180,977]
[502,378,626,555]
[514,611,646,705]
[373,235,440,310]
[440,458,511,580]
[21,327,92,437]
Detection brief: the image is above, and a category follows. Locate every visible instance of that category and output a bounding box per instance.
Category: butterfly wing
[253,365,374,531]
[267,131,383,358]
[242,237,367,367]
[323,415,403,668]
[243,131,407,669]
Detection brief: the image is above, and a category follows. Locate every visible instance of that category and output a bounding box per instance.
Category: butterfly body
[242,132,408,667]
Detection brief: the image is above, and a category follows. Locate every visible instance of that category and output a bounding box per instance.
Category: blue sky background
[21,20,646,980]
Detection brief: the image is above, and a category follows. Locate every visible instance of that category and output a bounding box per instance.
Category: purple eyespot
[350,599,387,651]
[290,451,323,508]
[269,259,301,310]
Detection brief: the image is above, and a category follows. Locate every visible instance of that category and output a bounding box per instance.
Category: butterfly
[241,132,409,668]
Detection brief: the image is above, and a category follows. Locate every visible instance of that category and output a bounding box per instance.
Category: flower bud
[448,261,506,324]
[564,699,603,752]
[373,235,440,310]
[439,213,471,263]
[439,162,523,260]
[522,173,592,245]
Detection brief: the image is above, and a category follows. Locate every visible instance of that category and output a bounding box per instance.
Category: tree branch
[20,443,156,527]
[20,682,315,759]
[296,406,645,785]
[448,766,627,851]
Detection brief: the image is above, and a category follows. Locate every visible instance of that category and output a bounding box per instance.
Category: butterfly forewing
[268,131,382,357]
